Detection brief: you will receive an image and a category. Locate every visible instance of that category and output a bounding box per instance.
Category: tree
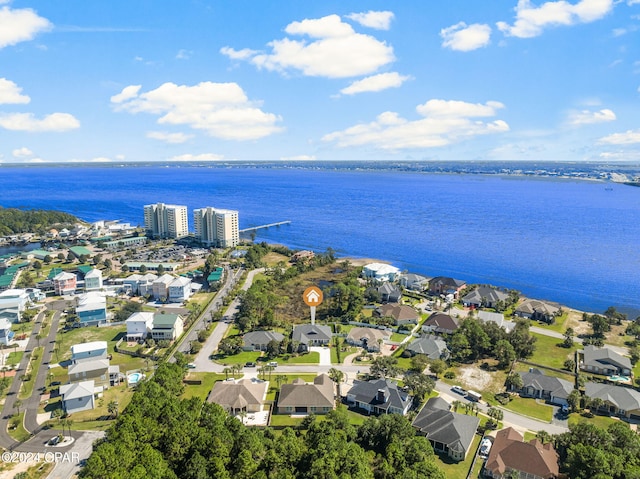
[487,407,503,428]
[265,339,280,359]
[13,399,22,415]
[495,339,516,369]
[107,400,119,418]
[329,367,344,398]
[409,354,429,373]
[564,358,576,372]
[508,320,537,359]
[567,389,582,412]
[505,372,523,391]
[403,372,435,404]
[536,430,552,444]
[428,358,447,378]
[370,356,400,379]
[563,327,575,348]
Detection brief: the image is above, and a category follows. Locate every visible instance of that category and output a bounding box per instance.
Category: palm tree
[223,367,231,380]
[107,400,119,419]
[14,399,22,415]
[451,400,462,413]
[328,367,345,398]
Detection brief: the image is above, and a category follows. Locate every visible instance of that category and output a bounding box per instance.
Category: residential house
[406,335,450,360]
[71,341,108,364]
[422,312,460,335]
[152,274,175,301]
[53,271,77,295]
[362,263,401,282]
[584,382,640,421]
[207,378,268,415]
[461,286,508,309]
[151,313,184,341]
[515,299,560,324]
[346,378,412,416]
[0,318,14,346]
[484,427,559,479]
[428,276,466,297]
[477,311,516,333]
[0,288,31,323]
[68,358,110,388]
[60,380,96,414]
[168,276,192,302]
[125,311,155,341]
[292,324,332,350]
[242,331,285,351]
[84,268,103,291]
[75,292,108,326]
[516,369,574,407]
[346,327,391,352]
[377,283,402,303]
[412,397,480,462]
[579,345,632,376]
[277,374,335,414]
[123,273,158,296]
[374,304,419,326]
[400,273,430,291]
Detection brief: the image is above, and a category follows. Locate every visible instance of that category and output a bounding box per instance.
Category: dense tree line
[81,363,446,479]
[0,207,78,235]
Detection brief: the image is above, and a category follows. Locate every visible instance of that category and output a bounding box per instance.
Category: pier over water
[239,220,291,233]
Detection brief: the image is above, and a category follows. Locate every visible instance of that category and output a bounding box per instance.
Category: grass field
[277,352,319,365]
[215,350,262,366]
[502,396,554,422]
[269,407,368,427]
[6,351,23,367]
[529,332,578,370]
[568,412,630,430]
[7,412,30,442]
[435,434,481,479]
[18,346,43,400]
[181,372,228,401]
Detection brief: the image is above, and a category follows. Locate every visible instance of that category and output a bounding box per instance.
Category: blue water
[1,165,639,315]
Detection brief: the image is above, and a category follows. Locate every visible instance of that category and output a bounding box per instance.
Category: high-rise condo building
[144,203,189,239]
[193,207,239,247]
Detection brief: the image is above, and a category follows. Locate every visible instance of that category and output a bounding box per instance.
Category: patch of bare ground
[341,257,388,267]
[458,364,506,394]
[567,309,591,337]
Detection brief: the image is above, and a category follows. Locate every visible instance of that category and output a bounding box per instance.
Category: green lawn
[18,346,43,400]
[6,351,23,367]
[7,412,30,442]
[215,350,262,366]
[568,413,630,430]
[528,332,578,370]
[331,344,357,364]
[390,332,409,342]
[277,352,319,365]
[55,324,127,362]
[181,372,228,401]
[269,408,368,427]
[502,396,554,422]
[435,434,481,479]
[513,362,575,381]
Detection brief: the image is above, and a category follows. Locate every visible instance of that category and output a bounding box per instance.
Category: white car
[479,438,492,457]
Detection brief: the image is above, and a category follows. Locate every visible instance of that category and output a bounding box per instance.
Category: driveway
[310,346,331,366]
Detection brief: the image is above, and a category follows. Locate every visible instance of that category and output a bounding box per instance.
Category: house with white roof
[71,341,108,364]
[362,263,401,282]
[0,318,14,346]
[0,289,31,323]
[168,276,192,302]
[60,380,96,414]
[84,268,103,290]
[123,273,158,296]
[76,292,107,326]
[126,311,155,341]
[68,359,110,388]
[477,311,516,333]
[152,274,175,301]
[53,271,77,295]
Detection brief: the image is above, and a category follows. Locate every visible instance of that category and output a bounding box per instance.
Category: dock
[239,220,291,233]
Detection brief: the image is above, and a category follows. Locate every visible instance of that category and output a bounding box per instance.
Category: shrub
[443,371,456,380]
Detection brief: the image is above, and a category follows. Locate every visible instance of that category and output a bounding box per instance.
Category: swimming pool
[128,372,144,384]
[608,375,630,383]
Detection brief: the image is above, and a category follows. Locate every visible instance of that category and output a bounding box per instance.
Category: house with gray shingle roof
[277,374,335,414]
[579,345,632,376]
[292,324,332,350]
[377,283,401,303]
[477,311,516,333]
[515,299,560,324]
[412,397,480,462]
[406,335,450,360]
[243,331,285,351]
[516,369,574,407]
[400,273,430,291]
[346,378,412,416]
[60,380,96,414]
[584,382,640,421]
[461,286,508,309]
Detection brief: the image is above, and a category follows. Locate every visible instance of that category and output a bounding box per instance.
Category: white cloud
[176,49,192,60]
[628,0,640,4]
[0,78,30,104]
[169,153,224,161]
[222,14,395,78]
[339,72,411,95]
[0,5,51,48]
[345,11,394,30]
[323,99,509,150]
[146,131,193,144]
[0,112,80,132]
[497,0,614,38]
[598,129,640,144]
[567,108,616,125]
[280,155,316,161]
[12,147,33,158]
[440,22,492,51]
[112,81,282,140]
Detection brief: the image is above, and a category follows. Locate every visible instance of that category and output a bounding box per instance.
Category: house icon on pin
[303,286,323,306]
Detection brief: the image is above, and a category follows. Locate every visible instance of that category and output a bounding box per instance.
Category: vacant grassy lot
[182,372,227,401]
[503,396,554,422]
[55,324,126,361]
[277,352,319,365]
[528,332,578,370]
[215,350,262,366]
[269,407,368,427]
[568,413,629,430]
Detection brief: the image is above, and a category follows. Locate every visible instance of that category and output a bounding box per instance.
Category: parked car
[244,362,256,368]
[48,435,62,446]
[187,363,196,369]
[268,361,278,367]
[479,438,492,458]
[451,385,466,395]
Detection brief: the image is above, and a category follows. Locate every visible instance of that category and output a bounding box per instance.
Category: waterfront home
[399,273,430,291]
[362,263,401,282]
[515,369,574,407]
[477,310,516,333]
[584,382,640,420]
[68,359,110,388]
[376,283,402,303]
[515,299,560,324]
[422,312,459,335]
[207,378,268,415]
[346,327,391,352]
[406,335,450,360]
[60,380,96,414]
[0,318,14,346]
[168,276,192,302]
[292,324,332,350]
[484,427,559,479]
[71,341,108,364]
[125,311,155,341]
[242,330,285,351]
[277,374,335,414]
[427,276,466,297]
[374,303,419,326]
[76,292,108,326]
[84,268,103,291]
[579,345,632,376]
[151,313,184,341]
[461,286,508,309]
[53,271,77,295]
[412,397,480,462]
[346,378,412,415]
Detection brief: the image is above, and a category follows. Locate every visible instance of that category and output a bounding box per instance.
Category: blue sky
[0,0,639,163]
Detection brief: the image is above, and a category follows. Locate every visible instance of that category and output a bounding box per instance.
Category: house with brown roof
[484,427,559,479]
[515,299,560,324]
[207,378,268,415]
[277,374,335,414]
[428,276,466,297]
[346,327,391,352]
[422,312,460,335]
[374,304,419,326]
